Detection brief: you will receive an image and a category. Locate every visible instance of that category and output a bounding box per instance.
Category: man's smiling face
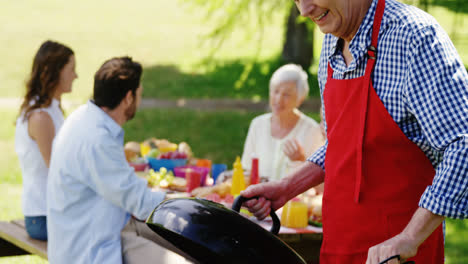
[294,0,371,41]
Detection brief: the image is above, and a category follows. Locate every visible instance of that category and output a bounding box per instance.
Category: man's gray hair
[269,64,309,103]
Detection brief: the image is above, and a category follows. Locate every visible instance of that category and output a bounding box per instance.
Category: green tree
[183,0,315,71]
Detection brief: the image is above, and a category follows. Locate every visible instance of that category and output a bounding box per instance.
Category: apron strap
[355,0,386,203]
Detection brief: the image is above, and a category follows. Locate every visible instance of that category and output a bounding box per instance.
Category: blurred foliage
[182,0,292,57]
[404,0,468,13]
[180,0,317,87]
[445,218,468,263]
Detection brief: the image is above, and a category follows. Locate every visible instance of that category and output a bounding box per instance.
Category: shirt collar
[86,100,124,140]
[328,0,379,60]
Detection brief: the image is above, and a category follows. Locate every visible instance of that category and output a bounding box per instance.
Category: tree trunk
[281,5,313,70]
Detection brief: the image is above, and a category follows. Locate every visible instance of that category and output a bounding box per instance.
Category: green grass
[0,110,22,184]
[141,58,321,100]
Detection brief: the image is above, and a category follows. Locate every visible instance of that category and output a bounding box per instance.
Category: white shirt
[241,111,325,181]
[15,99,64,216]
[47,101,165,264]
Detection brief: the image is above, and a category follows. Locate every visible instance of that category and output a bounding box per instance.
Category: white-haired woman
[241,64,325,181]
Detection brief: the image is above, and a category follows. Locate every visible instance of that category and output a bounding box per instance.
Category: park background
[0,0,466,263]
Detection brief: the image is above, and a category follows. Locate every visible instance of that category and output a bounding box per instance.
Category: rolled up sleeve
[419,136,468,219]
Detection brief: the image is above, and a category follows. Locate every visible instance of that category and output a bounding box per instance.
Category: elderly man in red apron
[242,0,468,263]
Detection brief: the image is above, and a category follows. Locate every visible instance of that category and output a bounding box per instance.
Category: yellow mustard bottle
[230,156,246,196]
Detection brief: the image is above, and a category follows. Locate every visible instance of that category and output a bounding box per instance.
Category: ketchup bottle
[250,157,259,185]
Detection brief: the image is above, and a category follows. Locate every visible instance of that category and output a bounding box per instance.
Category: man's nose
[298,0,315,17]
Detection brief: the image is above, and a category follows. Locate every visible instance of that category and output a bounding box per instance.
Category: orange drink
[281,199,308,228]
[196,159,212,171]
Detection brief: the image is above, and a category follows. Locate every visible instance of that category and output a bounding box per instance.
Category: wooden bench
[0,220,47,259]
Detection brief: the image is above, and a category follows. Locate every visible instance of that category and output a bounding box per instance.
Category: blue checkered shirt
[308,0,468,219]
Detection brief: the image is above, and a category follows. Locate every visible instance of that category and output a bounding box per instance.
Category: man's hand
[241,162,325,220]
[240,180,289,220]
[366,207,444,264]
[366,233,418,264]
[283,138,306,161]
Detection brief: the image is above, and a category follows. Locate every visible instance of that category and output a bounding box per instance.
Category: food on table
[191,182,232,198]
[146,167,189,191]
[143,137,158,149]
[156,139,178,153]
[305,194,323,227]
[124,141,141,162]
[130,157,146,164]
[146,148,160,158]
[177,142,193,158]
[158,151,187,160]
[147,167,174,188]
[169,177,187,192]
[140,142,151,157]
[308,205,322,227]
[125,138,198,190]
[125,138,194,164]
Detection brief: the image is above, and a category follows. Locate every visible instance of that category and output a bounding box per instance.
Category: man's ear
[124,90,134,106]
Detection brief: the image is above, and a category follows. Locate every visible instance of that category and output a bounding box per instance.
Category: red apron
[321,0,444,262]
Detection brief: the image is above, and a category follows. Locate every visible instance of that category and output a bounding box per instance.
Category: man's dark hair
[93,56,142,110]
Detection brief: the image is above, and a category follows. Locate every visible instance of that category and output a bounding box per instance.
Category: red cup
[185,169,201,193]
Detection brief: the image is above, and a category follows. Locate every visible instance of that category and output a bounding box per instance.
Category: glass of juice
[281,198,308,228]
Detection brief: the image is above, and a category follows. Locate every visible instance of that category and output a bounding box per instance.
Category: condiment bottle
[250,157,259,185]
[230,156,246,196]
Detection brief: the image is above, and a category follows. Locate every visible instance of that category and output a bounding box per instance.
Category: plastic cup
[211,163,227,184]
[185,169,201,193]
[196,159,212,171]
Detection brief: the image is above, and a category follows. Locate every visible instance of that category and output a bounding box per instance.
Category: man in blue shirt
[47,57,193,263]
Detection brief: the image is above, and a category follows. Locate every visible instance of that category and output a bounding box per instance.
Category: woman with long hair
[15,40,77,240]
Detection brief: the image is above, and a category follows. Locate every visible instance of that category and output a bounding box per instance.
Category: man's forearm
[401,207,445,248]
[281,161,325,201]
